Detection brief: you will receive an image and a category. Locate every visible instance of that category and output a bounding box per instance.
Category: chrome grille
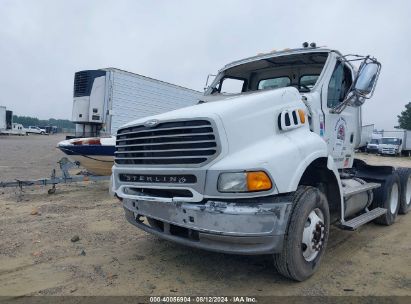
[115,120,219,166]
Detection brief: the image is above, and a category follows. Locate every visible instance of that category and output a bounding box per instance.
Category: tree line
[398,102,411,130]
[13,115,75,129]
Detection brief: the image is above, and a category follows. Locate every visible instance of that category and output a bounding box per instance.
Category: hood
[119,87,307,155]
[121,87,304,128]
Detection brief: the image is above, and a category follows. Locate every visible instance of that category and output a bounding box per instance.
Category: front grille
[115,120,219,166]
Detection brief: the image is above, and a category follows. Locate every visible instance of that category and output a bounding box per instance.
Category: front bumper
[123,196,292,255]
[366,146,378,153]
[380,148,397,155]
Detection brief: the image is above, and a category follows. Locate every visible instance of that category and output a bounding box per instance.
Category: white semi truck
[377,130,411,156]
[111,44,411,281]
[379,137,402,156]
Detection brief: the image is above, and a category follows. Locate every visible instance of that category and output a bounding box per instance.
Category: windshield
[370,139,380,144]
[381,138,400,145]
[206,52,328,96]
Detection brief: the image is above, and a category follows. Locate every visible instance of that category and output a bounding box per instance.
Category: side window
[327,61,353,108]
[219,77,245,94]
[258,77,290,90]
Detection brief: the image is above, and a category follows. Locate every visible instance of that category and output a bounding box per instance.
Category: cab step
[343,182,380,197]
[340,207,387,230]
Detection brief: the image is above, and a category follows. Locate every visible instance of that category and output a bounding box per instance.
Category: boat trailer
[0,157,110,195]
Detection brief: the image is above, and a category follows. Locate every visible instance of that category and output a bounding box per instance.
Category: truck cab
[366,138,381,153]
[112,44,411,281]
[379,137,402,156]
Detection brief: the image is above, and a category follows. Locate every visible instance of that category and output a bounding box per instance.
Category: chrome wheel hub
[302,208,325,262]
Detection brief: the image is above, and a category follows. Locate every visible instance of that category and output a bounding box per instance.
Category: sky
[0,0,410,130]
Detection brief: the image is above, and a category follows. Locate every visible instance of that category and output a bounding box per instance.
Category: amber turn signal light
[246,171,272,192]
[298,109,306,124]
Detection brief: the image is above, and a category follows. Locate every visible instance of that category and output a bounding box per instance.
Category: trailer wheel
[273,186,329,281]
[373,173,400,225]
[396,168,411,214]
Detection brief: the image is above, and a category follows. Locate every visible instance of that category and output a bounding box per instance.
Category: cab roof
[220,47,337,72]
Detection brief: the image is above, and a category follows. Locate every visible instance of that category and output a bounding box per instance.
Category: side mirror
[353,59,381,99]
[330,56,381,114]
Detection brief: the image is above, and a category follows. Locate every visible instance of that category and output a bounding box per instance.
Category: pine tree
[397,102,411,130]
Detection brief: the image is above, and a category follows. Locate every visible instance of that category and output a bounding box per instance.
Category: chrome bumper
[380,149,396,155]
[123,196,292,255]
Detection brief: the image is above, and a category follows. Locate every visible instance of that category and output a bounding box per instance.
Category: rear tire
[396,168,411,214]
[372,173,401,225]
[273,186,329,281]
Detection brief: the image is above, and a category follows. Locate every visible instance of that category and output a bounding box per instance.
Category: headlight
[217,171,272,192]
[218,172,247,192]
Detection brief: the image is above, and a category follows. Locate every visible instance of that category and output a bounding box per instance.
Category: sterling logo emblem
[144,119,160,128]
[119,174,197,184]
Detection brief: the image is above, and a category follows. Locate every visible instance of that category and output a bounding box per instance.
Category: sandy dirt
[0,135,410,297]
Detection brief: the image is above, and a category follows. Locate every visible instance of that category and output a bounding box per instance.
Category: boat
[57,137,115,176]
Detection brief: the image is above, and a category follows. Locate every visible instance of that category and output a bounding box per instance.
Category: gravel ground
[0,135,410,297]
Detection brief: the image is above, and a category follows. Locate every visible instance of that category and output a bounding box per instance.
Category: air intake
[73,70,106,98]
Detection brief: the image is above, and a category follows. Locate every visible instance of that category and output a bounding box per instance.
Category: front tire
[273,186,330,281]
[372,173,401,225]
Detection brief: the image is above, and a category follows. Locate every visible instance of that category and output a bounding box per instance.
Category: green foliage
[397,102,411,130]
[13,115,75,129]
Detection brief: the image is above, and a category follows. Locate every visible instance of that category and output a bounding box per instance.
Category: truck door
[322,56,358,169]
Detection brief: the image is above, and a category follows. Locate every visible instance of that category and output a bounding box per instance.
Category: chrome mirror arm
[330,92,362,114]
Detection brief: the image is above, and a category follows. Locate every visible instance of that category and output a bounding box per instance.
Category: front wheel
[41,131,45,135]
[273,186,330,281]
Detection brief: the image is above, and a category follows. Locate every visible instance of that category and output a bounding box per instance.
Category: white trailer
[71,68,202,138]
[358,124,374,151]
[2,123,27,136]
[405,131,411,153]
